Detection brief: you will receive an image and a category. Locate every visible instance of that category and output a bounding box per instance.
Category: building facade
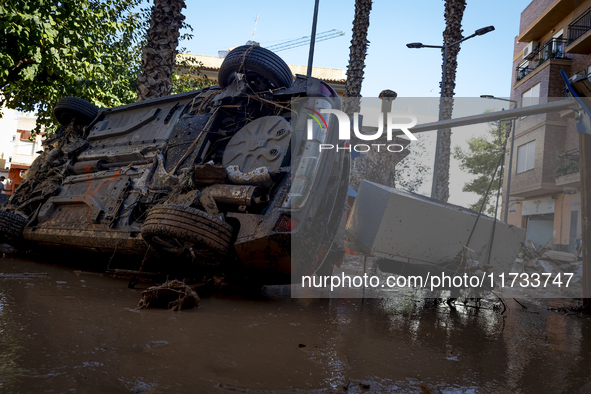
[0,107,43,193]
[506,0,591,252]
[178,53,347,97]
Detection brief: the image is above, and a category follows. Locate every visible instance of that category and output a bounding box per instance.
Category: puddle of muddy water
[1,255,591,393]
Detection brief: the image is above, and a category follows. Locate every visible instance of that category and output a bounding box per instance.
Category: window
[521,83,540,107]
[16,141,34,156]
[518,60,530,79]
[517,140,536,173]
[551,29,564,57]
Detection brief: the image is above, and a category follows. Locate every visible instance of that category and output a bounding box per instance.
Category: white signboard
[522,197,555,216]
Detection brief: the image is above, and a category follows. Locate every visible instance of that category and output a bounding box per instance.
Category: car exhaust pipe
[72,158,155,174]
[72,160,106,174]
[200,184,268,215]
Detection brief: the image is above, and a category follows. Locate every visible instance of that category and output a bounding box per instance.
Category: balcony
[555,148,579,176]
[516,38,572,82]
[555,148,580,187]
[567,6,591,54]
[517,0,586,43]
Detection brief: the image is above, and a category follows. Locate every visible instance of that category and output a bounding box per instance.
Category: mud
[1,256,591,393]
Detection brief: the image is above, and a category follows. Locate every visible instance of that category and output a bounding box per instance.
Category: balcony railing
[568,7,591,45]
[555,148,580,177]
[516,38,572,82]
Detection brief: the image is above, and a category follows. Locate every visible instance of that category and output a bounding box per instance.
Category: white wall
[0,107,19,169]
[9,110,42,167]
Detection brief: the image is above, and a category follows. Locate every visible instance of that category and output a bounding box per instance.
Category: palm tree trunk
[435,0,466,201]
[344,0,372,116]
[137,0,186,101]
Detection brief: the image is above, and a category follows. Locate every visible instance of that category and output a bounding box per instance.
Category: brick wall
[564,119,579,150]
[542,123,570,181]
[519,0,555,33]
[510,124,545,194]
[569,53,591,75]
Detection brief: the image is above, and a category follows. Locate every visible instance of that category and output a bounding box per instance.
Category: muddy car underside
[0,46,349,284]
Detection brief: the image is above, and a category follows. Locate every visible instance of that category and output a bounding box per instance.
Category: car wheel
[218,45,293,89]
[141,204,234,261]
[0,210,28,239]
[53,96,99,126]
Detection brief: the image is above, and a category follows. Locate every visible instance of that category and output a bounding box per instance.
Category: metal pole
[580,131,591,303]
[503,118,516,222]
[307,0,320,78]
[406,99,575,134]
[431,45,448,198]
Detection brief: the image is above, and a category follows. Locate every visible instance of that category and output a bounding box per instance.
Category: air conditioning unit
[523,41,537,58]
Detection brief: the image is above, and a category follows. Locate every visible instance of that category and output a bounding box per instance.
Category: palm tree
[137,0,186,101]
[435,0,466,202]
[344,0,372,116]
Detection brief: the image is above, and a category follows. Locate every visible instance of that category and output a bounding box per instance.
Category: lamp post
[407,25,495,199]
[307,0,320,78]
[481,95,518,222]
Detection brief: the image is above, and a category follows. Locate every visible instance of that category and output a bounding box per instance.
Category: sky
[180,0,532,98]
[178,0,533,209]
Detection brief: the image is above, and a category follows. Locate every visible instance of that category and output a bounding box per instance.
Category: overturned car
[0,46,349,284]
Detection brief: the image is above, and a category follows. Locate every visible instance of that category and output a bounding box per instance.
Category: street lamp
[481,95,517,222]
[407,25,495,199]
[306,0,320,78]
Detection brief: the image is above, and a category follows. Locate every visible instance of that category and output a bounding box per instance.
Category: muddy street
[1,255,591,393]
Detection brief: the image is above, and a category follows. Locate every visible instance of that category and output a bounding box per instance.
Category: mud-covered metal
[0,71,350,284]
[226,165,274,190]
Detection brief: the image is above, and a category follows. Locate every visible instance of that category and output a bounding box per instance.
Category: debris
[335,348,350,390]
[516,242,583,288]
[536,259,563,275]
[541,250,577,263]
[138,280,199,311]
[524,257,538,268]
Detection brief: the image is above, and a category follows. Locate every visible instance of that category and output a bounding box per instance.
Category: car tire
[218,45,293,89]
[141,204,234,260]
[53,96,99,126]
[0,210,28,239]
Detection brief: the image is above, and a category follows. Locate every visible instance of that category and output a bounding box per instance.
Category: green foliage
[0,0,147,135]
[172,54,214,94]
[453,115,507,216]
